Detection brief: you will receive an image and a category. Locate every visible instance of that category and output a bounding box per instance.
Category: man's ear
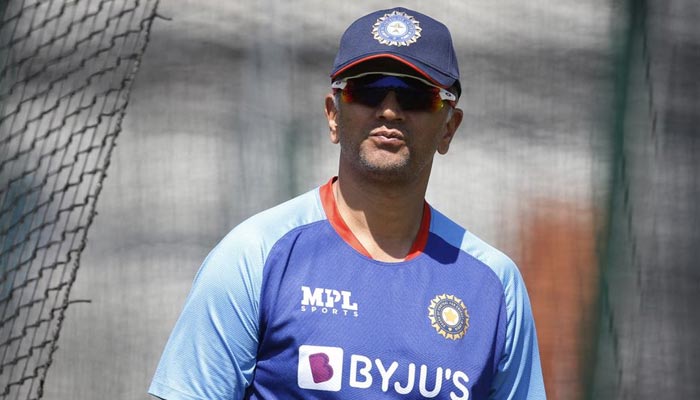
[325,94,340,144]
[437,107,463,155]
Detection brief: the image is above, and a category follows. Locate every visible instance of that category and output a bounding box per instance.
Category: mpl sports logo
[300,286,359,317]
[297,345,471,398]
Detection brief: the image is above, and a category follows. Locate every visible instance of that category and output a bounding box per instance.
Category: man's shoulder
[429,207,520,284]
[225,186,326,246]
[204,186,326,266]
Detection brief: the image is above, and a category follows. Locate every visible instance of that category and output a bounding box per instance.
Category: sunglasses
[331,74,457,113]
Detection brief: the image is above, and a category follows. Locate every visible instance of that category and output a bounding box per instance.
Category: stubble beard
[334,108,433,185]
[339,133,426,185]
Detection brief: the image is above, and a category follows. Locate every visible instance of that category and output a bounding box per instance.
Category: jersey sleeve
[430,207,546,398]
[148,188,326,399]
[148,227,266,400]
[487,254,546,399]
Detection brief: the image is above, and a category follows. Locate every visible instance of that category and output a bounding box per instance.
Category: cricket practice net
[0,0,158,398]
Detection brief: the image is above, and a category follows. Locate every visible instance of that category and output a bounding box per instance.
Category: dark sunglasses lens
[343,86,440,111]
[395,88,440,111]
[343,87,386,108]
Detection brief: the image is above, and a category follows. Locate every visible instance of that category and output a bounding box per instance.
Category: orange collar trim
[319,177,431,261]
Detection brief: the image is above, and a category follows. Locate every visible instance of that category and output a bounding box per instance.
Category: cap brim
[331,54,460,95]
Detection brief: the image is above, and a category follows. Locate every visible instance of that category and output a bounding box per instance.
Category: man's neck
[333,174,428,262]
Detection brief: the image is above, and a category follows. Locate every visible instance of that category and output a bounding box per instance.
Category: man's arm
[148,229,265,400]
[490,265,546,399]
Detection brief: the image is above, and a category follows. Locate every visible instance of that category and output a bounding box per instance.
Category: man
[149,7,545,399]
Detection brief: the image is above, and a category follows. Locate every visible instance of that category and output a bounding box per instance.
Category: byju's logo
[298,345,344,391]
[297,345,472,398]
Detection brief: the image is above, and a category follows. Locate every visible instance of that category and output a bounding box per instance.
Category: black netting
[0,1,158,398]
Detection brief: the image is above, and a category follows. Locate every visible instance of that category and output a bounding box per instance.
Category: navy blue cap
[331,8,461,95]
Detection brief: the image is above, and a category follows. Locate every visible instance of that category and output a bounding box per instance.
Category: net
[590,0,700,398]
[0,0,159,398]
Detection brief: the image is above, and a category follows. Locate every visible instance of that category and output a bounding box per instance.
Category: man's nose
[375,91,405,120]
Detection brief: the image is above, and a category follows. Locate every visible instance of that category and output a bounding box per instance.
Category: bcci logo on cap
[298,345,344,391]
[372,11,422,47]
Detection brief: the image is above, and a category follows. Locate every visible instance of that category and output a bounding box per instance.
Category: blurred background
[0,0,698,399]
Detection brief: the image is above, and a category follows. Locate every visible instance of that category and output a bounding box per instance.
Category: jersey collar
[319,177,431,261]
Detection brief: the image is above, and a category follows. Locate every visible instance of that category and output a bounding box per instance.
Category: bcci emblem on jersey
[372,11,422,47]
[428,294,470,340]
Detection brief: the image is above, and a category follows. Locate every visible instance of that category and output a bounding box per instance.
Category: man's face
[325,75,463,184]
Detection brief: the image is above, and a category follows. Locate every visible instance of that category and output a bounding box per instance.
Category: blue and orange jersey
[149,179,545,399]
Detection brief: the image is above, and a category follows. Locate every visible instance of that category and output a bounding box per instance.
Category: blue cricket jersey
[149,179,545,399]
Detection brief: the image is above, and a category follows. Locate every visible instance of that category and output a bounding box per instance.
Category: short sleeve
[148,229,266,399]
[148,187,326,399]
[489,264,546,399]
